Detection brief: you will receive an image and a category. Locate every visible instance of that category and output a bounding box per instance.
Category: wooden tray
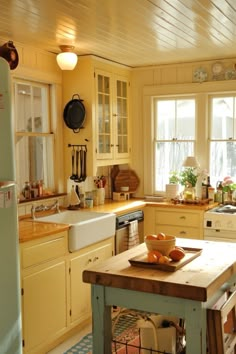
[129,247,202,272]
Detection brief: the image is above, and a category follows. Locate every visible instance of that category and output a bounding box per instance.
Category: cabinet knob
[110,144,114,147]
[93,256,99,262]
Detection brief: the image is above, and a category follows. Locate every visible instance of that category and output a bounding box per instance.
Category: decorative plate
[212,62,224,75]
[225,69,236,80]
[193,68,208,83]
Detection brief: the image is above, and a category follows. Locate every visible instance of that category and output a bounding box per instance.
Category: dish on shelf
[193,68,207,83]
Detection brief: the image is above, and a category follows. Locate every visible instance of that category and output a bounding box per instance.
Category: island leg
[91,284,112,354]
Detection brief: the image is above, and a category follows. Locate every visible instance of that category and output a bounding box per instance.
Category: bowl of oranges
[144,233,176,256]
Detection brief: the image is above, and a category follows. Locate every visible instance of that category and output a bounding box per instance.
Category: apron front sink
[37,210,116,252]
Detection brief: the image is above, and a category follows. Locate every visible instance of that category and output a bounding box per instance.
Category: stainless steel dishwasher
[115,210,144,254]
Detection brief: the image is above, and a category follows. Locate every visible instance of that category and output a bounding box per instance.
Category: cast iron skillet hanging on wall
[63,94,86,133]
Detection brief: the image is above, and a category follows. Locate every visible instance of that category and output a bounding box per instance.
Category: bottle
[36,180,43,197]
[206,176,211,199]
[216,181,223,203]
[23,181,31,199]
[201,178,207,199]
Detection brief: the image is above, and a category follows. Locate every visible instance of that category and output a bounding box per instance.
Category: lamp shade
[56,46,78,70]
[182,156,199,168]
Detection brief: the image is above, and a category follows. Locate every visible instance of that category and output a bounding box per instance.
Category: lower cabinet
[69,238,114,326]
[20,232,114,354]
[20,231,68,354]
[144,206,204,239]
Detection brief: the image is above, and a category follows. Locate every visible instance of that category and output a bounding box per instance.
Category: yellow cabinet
[20,231,68,354]
[144,206,204,239]
[62,56,131,178]
[69,237,114,326]
[95,69,130,164]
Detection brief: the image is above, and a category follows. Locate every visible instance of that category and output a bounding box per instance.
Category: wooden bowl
[144,235,176,256]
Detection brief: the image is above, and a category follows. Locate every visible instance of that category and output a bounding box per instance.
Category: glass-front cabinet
[96,70,129,164]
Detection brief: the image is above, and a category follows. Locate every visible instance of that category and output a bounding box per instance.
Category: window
[14,81,54,197]
[154,97,196,192]
[209,95,236,186]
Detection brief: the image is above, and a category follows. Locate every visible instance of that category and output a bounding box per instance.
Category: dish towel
[127,220,140,250]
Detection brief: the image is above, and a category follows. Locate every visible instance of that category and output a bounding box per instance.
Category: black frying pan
[63,94,86,133]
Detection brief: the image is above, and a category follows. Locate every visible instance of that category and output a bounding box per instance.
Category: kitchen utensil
[70,148,76,180]
[63,94,86,133]
[74,148,80,182]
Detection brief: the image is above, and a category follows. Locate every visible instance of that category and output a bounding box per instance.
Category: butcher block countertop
[18,199,217,243]
[83,238,236,302]
[19,220,69,243]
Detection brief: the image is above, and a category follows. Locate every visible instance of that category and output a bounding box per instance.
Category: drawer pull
[180,216,186,220]
[93,256,99,262]
[180,231,186,235]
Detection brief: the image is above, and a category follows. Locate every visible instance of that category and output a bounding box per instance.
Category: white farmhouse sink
[37,210,116,252]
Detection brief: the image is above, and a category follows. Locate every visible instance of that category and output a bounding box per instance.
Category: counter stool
[207,289,236,354]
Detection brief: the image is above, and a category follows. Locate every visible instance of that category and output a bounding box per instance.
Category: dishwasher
[115,210,144,254]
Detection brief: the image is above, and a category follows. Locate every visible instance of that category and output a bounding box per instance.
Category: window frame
[13,79,56,196]
[143,81,236,196]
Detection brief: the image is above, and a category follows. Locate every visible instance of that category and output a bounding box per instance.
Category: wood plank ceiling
[0,0,236,67]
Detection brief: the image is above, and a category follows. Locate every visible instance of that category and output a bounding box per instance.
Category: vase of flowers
[222,176,236,202]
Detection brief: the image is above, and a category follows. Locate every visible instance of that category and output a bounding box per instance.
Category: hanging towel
[127,220,140,250]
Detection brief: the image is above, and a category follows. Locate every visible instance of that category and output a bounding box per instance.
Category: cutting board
[114,169,140,192]
[129,247,202,272]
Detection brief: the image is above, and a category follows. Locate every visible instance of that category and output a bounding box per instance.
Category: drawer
[155,210,200,227]
[155,225,201,239]
[21,231,67,268]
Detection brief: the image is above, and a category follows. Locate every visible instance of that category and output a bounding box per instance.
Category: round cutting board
[114,170,140,192]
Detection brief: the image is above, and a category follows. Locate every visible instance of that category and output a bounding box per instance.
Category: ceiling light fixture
[56,45,78,70]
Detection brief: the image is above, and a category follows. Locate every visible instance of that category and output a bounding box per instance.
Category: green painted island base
[91,277,236,354]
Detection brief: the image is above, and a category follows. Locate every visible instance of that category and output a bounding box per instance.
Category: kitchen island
[83,238,236,354]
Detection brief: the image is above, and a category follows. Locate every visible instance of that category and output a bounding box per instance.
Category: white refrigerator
[0,57,22,353]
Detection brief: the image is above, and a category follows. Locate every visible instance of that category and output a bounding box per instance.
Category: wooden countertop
[19,220,69,243]
[18,199,217,243]
[83,238,236,302]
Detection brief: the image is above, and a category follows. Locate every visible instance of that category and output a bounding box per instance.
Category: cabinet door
[22,260,67,353]
[96,71,113,159]
[114,77,129,159]
[70,239,113,325]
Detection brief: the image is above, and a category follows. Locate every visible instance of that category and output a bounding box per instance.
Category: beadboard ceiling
[1,0,236,67]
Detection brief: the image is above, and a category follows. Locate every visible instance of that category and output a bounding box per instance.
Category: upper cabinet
[62,56,131,178]
[95,70,129,165]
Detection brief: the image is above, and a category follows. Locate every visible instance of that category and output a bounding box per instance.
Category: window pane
[210,97,234,139]
[155,142,194,191]
[15,135,54,194]
[156,100,175,139]
[156,99,195,140]
[210,141,236,186]
[15,83,49,132]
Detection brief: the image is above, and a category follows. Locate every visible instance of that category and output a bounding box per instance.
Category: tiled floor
[47,322,91,354]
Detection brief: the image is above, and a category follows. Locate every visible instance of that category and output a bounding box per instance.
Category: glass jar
[183,186,195,201]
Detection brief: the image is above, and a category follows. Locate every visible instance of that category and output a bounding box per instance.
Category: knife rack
[68,143,87,151]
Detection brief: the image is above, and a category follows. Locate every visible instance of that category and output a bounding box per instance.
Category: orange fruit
[151,250,163,259]
[145,234,158,240]
[147,251,158,263]
[157,232,166,240]
[158,255,170,264]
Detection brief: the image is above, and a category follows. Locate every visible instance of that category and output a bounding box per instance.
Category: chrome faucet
[31,200,60,219]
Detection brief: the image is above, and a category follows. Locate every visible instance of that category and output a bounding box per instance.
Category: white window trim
[143,80,236,196]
